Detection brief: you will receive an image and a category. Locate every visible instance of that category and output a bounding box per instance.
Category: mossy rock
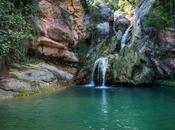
[108,46,154,84]
[82,36,119,82]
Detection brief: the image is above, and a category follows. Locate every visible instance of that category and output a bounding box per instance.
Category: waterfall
[120,0,148,49]
[90,57,108,87]
[120,24,132,48]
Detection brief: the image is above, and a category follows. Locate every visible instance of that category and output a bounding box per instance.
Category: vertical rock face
[32,0,87,62]
[76,0,174,85]
[151,28,175,79]
[109,0,175,84]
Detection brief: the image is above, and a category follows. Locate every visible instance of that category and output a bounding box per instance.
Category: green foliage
[117,0,139,16]
[0,0,34,62]
[75,41,89,55]
[144,0,175,28]
[144,9,169,28]
[86,0,139,16]
[86,4,103,24]
[111,46,154,84]
[73,40,90,65]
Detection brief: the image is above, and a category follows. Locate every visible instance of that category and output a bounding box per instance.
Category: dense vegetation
[144,0,175,28]
[0,0,174,65]
[86,0,139,16]
[0,0,34,63]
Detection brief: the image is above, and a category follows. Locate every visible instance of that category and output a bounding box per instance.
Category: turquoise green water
[0,85,175,130]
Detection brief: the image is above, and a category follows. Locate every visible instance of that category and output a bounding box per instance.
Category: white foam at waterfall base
[85,57,108,87]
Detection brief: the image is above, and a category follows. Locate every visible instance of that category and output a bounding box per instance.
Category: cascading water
[120,0,148,49]
[120,24,132,48]
[90,57,108,87]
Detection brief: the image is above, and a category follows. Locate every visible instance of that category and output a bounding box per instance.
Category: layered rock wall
[32,0,87,62]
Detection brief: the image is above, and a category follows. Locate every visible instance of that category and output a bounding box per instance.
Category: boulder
[96,22,110,37]
[47,25,74,46]
[114,16,130,33]
[32,36,78,62]
[98,4,114,21]
[113,16,130,41]
[0,89,13,100]
[0,63,74,99]
[36,46,78,62]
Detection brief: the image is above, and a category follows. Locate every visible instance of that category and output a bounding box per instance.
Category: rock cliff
[0,0,88,99]
[32,0,87,62]
[109,0,175,84]
[82,0,175,85]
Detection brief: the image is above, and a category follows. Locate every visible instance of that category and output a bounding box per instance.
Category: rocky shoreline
[0,62,77,100]
[0,0,175,100]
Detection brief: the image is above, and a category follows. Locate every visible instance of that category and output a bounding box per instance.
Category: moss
[155,80,175,87]
[110,46,154,84]
[15,88,36,97]
[25,57,41,65]
[14,86,68,97]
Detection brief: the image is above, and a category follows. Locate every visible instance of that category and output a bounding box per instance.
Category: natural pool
[0,85,175,130]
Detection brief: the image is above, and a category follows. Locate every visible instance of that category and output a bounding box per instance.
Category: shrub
[144,0,175,28]
[0,0,34,63]
[144,8,169,28]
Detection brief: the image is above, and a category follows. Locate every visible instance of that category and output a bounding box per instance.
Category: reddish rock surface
[32,0,87,62]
